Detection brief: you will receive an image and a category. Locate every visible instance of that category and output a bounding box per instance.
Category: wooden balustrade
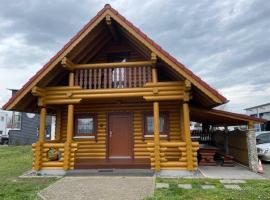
[147,141,199,170]
[74,66,152,89]
[32,142,78,170]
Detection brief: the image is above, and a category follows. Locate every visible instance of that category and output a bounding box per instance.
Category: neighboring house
[245,103,270,132]
[0,110,8,135]
[7,89,54,145]
[2,5,265,173]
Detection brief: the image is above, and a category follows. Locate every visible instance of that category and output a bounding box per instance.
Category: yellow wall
[59,101,183,161]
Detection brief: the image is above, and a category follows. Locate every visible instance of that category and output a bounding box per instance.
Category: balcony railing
[74,66,152,89]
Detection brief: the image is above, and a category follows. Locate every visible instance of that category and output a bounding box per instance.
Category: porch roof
[190,107,266,126]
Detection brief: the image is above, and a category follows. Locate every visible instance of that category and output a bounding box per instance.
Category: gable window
[143,112,169,137]
[74,114,97,138]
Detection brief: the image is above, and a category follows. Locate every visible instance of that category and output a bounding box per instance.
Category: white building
[0,110,8,136]
[245,103,270,131]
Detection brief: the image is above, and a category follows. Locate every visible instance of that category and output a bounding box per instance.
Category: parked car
[256,131,270,161]
[0,133,9,145]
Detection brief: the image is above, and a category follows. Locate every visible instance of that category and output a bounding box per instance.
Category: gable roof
[2,4,228,110]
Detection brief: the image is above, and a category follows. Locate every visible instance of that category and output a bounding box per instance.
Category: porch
[31,57,198,172]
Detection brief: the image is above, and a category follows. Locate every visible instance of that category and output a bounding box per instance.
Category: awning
[190,107,266,126]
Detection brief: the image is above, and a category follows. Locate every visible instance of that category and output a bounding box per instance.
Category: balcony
[31,58,188,106]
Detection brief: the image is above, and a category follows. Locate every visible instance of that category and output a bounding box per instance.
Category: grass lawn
[147,178,270,200]
[0,146,57,200]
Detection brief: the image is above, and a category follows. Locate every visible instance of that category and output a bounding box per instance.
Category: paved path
[262,162,270,178]
[199,164,265,179]
[39,176,155,200]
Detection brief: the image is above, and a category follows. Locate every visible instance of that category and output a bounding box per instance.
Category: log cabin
[2,4,265,174]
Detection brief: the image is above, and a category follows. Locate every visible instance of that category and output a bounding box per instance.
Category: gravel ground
[39,176,155,200]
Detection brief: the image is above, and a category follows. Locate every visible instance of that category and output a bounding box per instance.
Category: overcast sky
[0,0,269,113]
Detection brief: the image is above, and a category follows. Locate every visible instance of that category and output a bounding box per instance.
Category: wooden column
[151,53,160,171]
[55,109,62,141]
[38,107,47,142]
[69,72,75,86]
[34,107,46,170]
[64,104,74,170]
[183,102,194,170]
[151,53,157,83]
[153,101,160,172]
[179,105,185,140]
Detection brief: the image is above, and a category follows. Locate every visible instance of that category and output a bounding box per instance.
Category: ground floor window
[143,112,169,136]
[74,114,97,137]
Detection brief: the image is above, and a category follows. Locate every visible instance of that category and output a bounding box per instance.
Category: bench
[216,152,234,167]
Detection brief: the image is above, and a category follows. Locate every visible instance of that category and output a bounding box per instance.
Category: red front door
[108,113,133,158]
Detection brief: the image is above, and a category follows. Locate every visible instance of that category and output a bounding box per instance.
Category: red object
[258,159,264,174]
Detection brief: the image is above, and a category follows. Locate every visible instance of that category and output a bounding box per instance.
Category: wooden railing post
[34,106,46,171]
[64,104,74,170]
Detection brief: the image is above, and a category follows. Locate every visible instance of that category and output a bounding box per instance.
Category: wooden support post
[64,104,74,170]
[151,53,158,83]
[224,126,229,154]
[69,72,75,86]
[34,107,46,171]
[55,109,62,141]
[39,107,47,142]
[153,101,160,172]
[179,105,184,140]
[183,102,194,170]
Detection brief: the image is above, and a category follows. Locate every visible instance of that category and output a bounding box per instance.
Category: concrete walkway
[199,164,265,179]
[38,176,155,200]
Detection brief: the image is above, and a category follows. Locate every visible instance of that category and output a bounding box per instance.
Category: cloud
[0,0,269,114]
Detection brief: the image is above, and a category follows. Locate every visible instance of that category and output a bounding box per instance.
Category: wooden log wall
[58,101,183,162]
[32,142,78,170]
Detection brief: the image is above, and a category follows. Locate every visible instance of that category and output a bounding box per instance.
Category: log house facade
[3,5,264,172]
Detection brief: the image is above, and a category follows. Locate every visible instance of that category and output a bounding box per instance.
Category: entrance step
[74,158,151,169]
[66,169,154,176]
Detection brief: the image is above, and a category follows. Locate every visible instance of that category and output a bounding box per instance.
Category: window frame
[74,114,97,139]
[142,112,169,138]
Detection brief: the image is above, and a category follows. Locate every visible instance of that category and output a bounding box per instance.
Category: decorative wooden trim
[61,57,75,71]
[105,14,119,43]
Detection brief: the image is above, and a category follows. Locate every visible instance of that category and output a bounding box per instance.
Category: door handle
[109,131,112,138]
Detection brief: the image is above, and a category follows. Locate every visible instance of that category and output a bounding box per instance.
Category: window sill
[144,135,168,138]
[73,136,95,139]
[9,128,21,131]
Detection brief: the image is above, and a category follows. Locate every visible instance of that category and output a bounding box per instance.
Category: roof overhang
[190,107,267,126]
[2,4,228,111]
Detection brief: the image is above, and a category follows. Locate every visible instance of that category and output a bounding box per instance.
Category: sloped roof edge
[2,4,227,110]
